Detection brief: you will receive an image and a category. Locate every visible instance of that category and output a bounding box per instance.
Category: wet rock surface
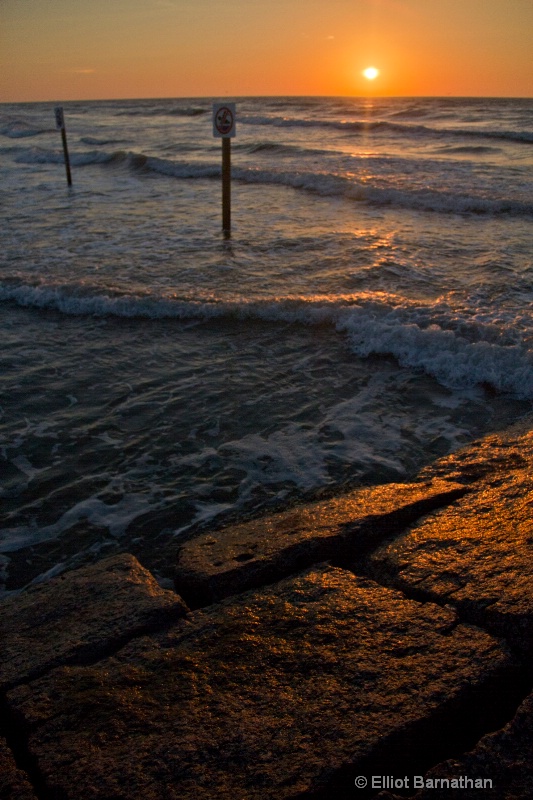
[367,432,533,654]
[0,736,38,800]
[0,553,188,691]
[410,691,533,799]
[175,479,466,607]
[1,425,533,799]
[6,566,515,800]
[375,692,533,799]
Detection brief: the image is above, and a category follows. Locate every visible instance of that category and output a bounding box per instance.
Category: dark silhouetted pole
[213,103,236,237]
[54,106,72,187]
[222,137,231,235]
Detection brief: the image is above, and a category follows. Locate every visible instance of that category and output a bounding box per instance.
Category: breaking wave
[2,279,532,399]
[239,114,533,145]
[12,146,533,217]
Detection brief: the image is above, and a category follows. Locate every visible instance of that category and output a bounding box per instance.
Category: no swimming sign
[213,103,236,138]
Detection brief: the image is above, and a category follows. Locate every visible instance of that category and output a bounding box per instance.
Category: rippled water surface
[1,96,532,590]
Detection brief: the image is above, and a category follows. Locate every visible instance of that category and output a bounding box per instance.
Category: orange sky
[1,0,532,102]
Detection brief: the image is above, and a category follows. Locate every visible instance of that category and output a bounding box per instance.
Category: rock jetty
[1,425,532,799]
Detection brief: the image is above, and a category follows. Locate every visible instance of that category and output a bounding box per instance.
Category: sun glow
[363,67,380,80]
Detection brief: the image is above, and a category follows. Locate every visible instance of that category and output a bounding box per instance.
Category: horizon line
[2,93,533,105]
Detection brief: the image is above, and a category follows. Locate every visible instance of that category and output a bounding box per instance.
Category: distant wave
[148,157,533,217]
[433,145,502,155]
[13,147,215,175]
[0,121,49,139]
[388,106,455,121]
[13,147,533,217]
[230,167,533,217]
[145,156,533,216]
[80,136,130,146]
[2,280,532,399]
[115,105,208,118]
[240,114,533,145]
[15,148,117,167]
[452,128,533,145]
[238,141,328,157]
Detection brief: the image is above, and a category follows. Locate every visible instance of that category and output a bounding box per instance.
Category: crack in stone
[0,693,60,800]
[174,484,469,609]
[2,443,532,800]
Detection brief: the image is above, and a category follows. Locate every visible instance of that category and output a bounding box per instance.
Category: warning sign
[213,103,236,138]
[54,106,65,131]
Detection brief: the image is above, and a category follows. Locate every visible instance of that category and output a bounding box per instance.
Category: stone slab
[175,479,466,606]
[0,554,188,691]
[418,428,532,486]
[7,566,515,800]
[376,691,533,799]
[408,690,533,799]
[368,456,533,653]
[0,737,38,800]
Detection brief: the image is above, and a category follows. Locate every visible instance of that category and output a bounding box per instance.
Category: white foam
[2,280,532,398]
[336,303,533,397]
[0,491,160,554]
[220,425,330,492]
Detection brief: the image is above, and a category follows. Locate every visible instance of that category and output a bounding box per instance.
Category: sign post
[212,103,236,237]
[54,106,72,187]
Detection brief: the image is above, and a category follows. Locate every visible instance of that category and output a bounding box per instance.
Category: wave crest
[10,143,533,217]
[240,113,533,145]
[2,279,532,398]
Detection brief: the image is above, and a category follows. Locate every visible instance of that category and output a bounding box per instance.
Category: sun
[363,67,379,80]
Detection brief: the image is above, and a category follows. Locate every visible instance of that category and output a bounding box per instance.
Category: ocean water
[1,96,532,591]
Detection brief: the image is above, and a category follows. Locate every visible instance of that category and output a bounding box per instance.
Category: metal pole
[222,137,231,236]
[61,126,73,187]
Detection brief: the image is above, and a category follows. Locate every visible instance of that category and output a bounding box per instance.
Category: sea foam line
[11,146,532,216]
[2,281,532,398]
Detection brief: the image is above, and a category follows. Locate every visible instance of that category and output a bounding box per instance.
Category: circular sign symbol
[215,106,234,136]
